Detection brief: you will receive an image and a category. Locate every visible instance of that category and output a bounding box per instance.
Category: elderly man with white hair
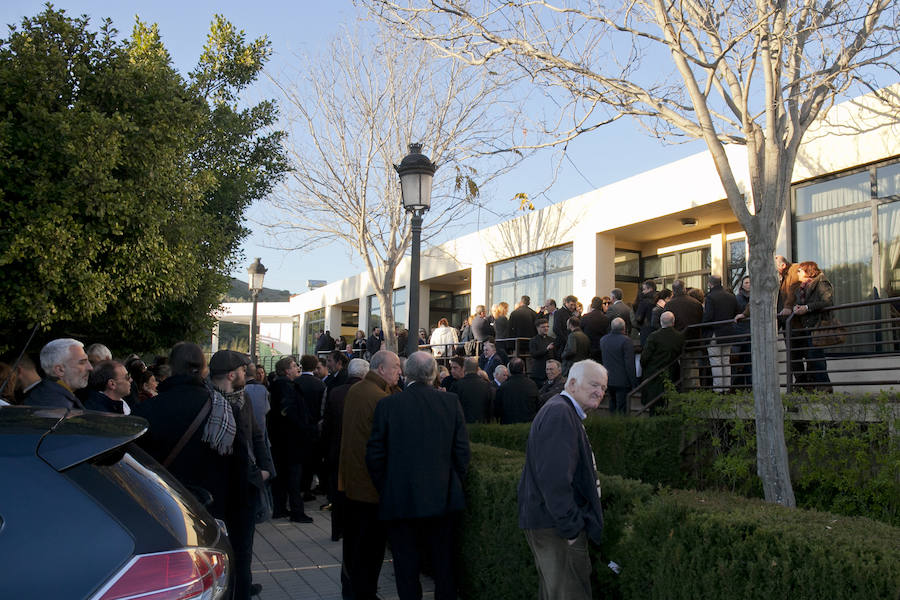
[366,351,470,600]
[518,359,608,600]
[25,338,92,408]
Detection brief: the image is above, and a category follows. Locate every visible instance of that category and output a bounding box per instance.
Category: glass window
[614,250,641,279]
[305,308,325,354]
[795,171,869,215]
[545,271,573,307]
[546,246,574,270]
[728,239,748,293]
[367,289,407,330]
[488,244,573,306]
[877,163,900,198]
[640,247,711,292]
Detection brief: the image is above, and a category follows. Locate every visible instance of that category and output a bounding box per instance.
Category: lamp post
[247,257,267,365]
[395,143,436,358]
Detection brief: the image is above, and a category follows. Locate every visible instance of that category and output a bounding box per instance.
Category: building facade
[216,87,900,361]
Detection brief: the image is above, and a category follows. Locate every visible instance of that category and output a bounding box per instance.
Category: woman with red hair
[790,260,834,388]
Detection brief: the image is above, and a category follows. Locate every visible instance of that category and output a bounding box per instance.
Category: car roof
[0,406,147,470]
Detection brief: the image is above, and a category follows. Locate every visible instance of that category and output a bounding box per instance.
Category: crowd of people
[0,256,836,600]
[1,331,619,600]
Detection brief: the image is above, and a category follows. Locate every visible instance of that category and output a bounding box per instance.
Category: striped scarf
[202,386,236,455]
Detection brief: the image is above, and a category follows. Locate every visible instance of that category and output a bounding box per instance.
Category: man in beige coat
[338,350,402,600]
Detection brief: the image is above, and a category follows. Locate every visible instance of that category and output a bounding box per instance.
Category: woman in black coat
[790,262,834,387]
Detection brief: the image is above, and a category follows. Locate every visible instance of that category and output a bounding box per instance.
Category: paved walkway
[250,506,435,600]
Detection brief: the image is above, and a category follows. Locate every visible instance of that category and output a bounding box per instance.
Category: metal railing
[630,297,900,413]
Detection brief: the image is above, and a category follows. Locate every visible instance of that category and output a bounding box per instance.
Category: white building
[217,87,900,365]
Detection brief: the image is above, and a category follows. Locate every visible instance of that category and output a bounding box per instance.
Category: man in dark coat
[702,275,740,392]
[494,358,539,424]
[322,358,368,540]
[561,316,590,376]
[599,318,637,415]
[366,352,470,600]
[25,338,91,409]
[553,295,577,354]
[604,288,634,335]
[509,295,538,355]
[84,360,132,414]
[528,319,555,387]
[366,326,383,357]
[639,311,685,410]
[634,280,658,346]
[478,339,507,380]
[580,297,610,362]
[449,357,494,424]
[518,360,607,600]
[539,360,566,406]
[471,304,493,344]
[339,351,402,600]
[665,279,705,388]
[296,354,327,500]
[267,355,316,523]
[209,350,274,600]
[134,343,236,523]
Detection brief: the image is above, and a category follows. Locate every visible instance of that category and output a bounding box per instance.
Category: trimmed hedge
[468,415,685,487]
[469,391,900,526]
[460,443,900,600]
[618,489,900,600]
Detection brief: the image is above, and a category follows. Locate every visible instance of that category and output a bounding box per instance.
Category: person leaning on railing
[788,261,834,389]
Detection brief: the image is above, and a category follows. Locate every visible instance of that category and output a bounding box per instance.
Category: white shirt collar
[560,390,587,420]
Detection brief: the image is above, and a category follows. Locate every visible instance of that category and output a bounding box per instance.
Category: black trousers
[271,456,305,516]
[387,515,456,600]
[342,499,387,600]
[226,492,258,600]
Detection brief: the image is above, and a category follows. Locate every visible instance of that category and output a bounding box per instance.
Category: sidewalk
[250,506,436,599]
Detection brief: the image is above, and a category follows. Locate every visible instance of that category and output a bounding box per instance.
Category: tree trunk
[746,231,796,507]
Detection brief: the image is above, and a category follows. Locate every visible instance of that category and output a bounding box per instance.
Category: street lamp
[247,257,267,365]
[395,143,436,358]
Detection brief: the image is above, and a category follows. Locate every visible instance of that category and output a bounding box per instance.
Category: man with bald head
[366,351,470,600]
[518,360,607,600]
[25,338,92,408]
[640,311,685,409]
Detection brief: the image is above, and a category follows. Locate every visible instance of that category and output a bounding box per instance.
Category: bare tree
[363,0,900,505]
[267,24,523,351]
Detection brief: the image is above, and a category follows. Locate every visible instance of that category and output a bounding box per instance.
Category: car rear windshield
[70,444,220,548]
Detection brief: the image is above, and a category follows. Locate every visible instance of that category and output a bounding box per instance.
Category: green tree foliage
[0,8,287,354]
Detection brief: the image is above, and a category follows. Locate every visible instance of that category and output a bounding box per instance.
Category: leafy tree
[364,0,900,505]
[0,8,287,354]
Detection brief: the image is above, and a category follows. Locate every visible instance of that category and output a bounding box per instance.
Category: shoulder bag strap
[163,398,212,468]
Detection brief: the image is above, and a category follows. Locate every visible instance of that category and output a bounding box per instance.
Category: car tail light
[91,548,229,600]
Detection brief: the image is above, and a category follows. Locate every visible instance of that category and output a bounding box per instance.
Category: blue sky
[2,1,705,293]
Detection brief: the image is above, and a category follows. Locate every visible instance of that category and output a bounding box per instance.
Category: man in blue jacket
[518,359,607,600]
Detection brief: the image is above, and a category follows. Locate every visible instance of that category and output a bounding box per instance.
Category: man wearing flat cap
[209,350,275,600]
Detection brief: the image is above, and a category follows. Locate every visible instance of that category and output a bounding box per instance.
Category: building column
[418,283,431,333]
[572,231,597,302]
[710,225,727,279]
[357,297,368,338]
[470,262,488,311]
[596,234,616,298]
[325,305,342,341]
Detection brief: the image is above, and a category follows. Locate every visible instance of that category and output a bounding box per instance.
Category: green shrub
[460,444,900,600]
[617,489,900,600]
[667,391,900,525]
[468,415,684,487]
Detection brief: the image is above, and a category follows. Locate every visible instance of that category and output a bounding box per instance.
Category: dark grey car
[0,406,233,599]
